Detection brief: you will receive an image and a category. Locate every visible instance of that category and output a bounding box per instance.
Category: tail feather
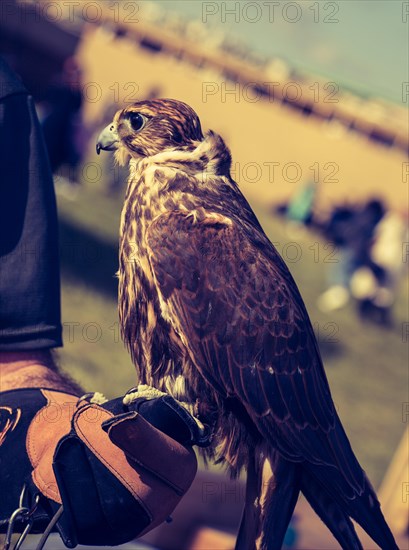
[346,477,398,550]
[236,452,301,550]
[235,451,263,550]
[307,463,398,550]
[237,447,398,550]
[300,469,363,550]
[259,455,301,550]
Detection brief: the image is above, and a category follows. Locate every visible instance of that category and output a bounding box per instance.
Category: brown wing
[146,210,365,500]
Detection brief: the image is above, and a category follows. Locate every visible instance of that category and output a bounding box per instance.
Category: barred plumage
[97,99,397,550]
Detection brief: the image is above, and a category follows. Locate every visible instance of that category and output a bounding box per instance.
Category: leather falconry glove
[0,386,212,549]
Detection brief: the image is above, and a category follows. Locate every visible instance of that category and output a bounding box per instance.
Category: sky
[152,0,409,104]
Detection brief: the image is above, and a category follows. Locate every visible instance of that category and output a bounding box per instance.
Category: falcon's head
[96,99,204,165]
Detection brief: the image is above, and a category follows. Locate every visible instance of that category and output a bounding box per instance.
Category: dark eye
[129,112,146,132]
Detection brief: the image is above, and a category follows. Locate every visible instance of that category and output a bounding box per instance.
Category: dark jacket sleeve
[0,57,62,350]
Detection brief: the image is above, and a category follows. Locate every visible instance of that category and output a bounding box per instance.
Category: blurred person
[40,57,84,185]
[350,198,386,272]
[317,204,356,312]
[351,208,407,326]
[286,180,317,227]
[0,57,204,549]
[347,198,386,322]
[317,199,387,315]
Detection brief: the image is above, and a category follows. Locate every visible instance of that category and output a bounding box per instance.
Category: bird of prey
[97,99,397,550]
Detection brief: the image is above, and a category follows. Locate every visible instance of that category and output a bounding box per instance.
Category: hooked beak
[96,122,119,154]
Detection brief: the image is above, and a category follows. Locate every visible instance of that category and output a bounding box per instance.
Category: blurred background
[1,0,408,548]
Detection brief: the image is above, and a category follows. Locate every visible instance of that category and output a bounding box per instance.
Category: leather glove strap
[0,387,198,548]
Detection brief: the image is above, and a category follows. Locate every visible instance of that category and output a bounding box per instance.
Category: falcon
[96,99,397,550]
